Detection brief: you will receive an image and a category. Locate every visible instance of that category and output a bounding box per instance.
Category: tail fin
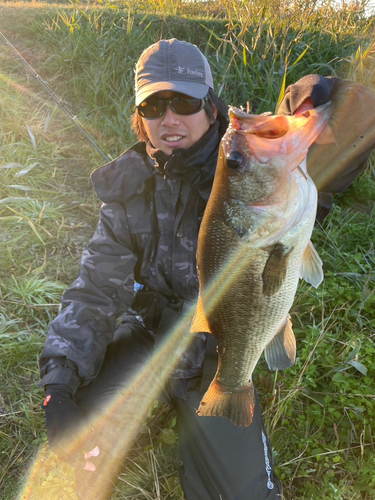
[197,379,255,427]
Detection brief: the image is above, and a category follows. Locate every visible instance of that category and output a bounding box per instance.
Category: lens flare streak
[19,242,256,499]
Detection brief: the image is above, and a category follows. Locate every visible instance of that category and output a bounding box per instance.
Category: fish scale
[191,103,332,427]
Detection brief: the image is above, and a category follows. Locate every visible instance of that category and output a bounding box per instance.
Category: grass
[0,0,375,498]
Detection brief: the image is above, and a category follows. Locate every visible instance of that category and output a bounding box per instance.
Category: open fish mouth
[224,102,332,167]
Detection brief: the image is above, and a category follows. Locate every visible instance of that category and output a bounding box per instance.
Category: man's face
[141,91,217,155]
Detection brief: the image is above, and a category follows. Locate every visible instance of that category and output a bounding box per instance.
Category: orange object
[43,394,51,407]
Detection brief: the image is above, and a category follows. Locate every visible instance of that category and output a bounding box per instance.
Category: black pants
[75,319,283,500]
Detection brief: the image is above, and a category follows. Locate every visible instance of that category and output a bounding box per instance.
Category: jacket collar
[147,121,219,180]
[91,118,225,203]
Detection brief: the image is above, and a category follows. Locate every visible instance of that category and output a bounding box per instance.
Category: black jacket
[39,118,227,391]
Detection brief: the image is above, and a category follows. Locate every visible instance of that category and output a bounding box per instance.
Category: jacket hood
[91,142,155,204]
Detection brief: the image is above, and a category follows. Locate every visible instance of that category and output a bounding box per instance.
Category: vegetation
[0,0,374,498]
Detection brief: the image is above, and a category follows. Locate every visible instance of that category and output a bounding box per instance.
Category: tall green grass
[32,0,375,156]
[0,1,375,498]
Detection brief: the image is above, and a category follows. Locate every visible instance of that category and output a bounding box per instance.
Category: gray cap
[135,38,214,106]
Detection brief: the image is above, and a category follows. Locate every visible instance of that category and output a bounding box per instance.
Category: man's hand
[83,445,100,471]
[43,385,100,471]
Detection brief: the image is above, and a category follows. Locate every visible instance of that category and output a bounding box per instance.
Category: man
[39,38,374,500]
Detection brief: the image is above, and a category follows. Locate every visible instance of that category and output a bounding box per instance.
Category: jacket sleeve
[277,75,375,220]
[39,201,137,391]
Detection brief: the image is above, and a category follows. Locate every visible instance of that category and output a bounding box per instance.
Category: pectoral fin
[262,244,291,297]
[191,293,212,334]
[300,241,323,288]
[264,316,296,370]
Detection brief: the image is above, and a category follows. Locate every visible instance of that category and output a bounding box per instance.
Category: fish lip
[228,108,247,134]
[228,106,251,120]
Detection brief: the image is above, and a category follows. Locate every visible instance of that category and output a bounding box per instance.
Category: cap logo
[187,68,204,77]
[174,66,203,78]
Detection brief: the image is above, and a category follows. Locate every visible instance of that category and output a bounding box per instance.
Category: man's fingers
[84,445,100,460]
[294,98,314,116]
[84,460,96,471]
[83,445,100,471]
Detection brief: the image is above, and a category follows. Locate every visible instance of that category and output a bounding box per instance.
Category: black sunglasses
[138,94,207,120]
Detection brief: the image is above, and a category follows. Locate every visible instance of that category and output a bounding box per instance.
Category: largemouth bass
[191,103,332,427]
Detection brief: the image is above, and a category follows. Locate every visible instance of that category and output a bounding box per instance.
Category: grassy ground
[0,1,375,499]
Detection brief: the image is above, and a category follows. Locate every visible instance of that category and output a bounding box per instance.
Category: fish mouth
[224,103,332,166]
[228,107,290,139]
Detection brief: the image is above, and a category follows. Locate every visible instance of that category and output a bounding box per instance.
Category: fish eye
[226,151,243,169]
